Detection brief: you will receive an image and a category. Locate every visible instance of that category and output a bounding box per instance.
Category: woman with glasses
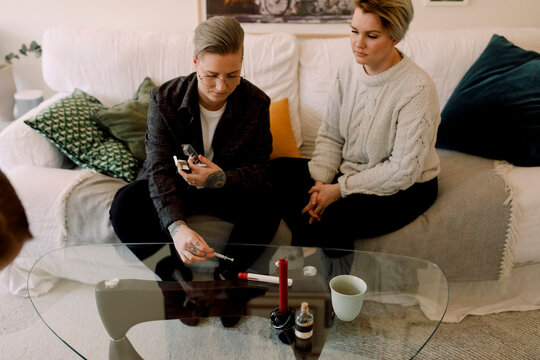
[110,16,280,285]
[272,0,440,255]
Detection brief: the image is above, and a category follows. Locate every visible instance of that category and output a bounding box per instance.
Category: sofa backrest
[298,27,540,157]
[42,25,302,146]
[42,26,540,158]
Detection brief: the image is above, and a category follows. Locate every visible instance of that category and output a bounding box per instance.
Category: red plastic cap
[238,272,247,280]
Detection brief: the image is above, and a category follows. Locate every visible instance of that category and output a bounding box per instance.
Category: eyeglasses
[196,61,242,88]
[197,73,241,88]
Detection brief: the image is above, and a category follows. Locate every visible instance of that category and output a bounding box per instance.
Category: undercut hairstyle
[193,16,245,58]
[0,170,31,256]
[355,0,414,41]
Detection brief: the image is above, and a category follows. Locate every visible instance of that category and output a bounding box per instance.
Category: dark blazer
[138,73,272,229]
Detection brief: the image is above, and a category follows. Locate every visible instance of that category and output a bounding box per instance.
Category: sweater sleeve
[308,71,345,183]
[338,85,440,196]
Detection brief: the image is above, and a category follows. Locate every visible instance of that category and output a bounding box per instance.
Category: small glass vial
[295,302,313,339]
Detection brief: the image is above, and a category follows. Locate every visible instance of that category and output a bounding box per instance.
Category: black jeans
[270,158,438,253]
[109,180,281,274]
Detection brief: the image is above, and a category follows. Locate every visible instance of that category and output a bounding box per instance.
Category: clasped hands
[177,155,226,189]
[302,181,342,224]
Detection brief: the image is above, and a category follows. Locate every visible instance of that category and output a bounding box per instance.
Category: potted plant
[0,41,42,123]
[4,41,42,64]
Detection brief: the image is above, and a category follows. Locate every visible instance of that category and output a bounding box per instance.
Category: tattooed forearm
[168,220,187,237]
[203,171,226,189]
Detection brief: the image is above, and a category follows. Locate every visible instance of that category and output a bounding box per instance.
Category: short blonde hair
[193,16,244,58]
[355,0,414,41]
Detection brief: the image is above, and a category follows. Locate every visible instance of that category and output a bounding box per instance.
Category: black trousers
[109,179,281,274]
[270,158,438,252]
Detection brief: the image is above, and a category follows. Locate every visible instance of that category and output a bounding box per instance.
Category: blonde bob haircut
[354,0,414,42]
[193,16,245,59]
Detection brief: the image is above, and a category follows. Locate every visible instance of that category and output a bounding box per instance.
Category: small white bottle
[295,302,314,339]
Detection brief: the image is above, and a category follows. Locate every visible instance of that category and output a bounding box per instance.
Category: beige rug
[1,280,540,359]
[418,310,540,359]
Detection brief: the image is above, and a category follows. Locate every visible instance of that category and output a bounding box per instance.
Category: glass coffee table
[28,243,448,359]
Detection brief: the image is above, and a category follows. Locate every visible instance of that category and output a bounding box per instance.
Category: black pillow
[437,34,540,166]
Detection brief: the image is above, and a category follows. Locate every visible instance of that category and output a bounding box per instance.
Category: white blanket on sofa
[2,166,98,296]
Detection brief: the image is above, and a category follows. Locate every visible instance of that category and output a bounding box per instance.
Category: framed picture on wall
[198,0,354,24]
[424,0,469,6]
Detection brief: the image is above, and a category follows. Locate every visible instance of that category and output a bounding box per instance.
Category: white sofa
[1,25,540,322]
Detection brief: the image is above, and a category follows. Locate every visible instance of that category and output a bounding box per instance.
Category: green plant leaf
[4,41,41,64]
[19,44,28,56]
[29,41,42,58]
[5,53,18,64]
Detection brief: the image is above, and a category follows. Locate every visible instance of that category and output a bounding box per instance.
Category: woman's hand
[302,182,342,224]
[178,155,226,189]
[170,222,215,264]
[302,181,322,223]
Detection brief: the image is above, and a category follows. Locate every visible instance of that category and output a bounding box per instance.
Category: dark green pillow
[92,77,156,161]
[24,89,140,182]
[437,34,540,166]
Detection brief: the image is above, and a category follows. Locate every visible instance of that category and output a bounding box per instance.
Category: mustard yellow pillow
[269,98,301,160]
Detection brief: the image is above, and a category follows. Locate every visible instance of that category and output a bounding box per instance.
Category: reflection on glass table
[28,243,448,359]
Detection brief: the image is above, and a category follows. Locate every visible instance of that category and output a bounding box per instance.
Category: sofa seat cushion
[65,171,127,246]
[354,149,511,282]
[437,34,540,166]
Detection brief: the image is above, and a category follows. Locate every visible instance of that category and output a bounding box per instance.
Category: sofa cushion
[92,84,300,162]
[437,34,540,166]
[355,149,510,283]
[0,93,72,172]
[24,89,140,181]
[269,98,301,160]
[298,37,350,158]
[92,77,156,161]
[297,29,540,158]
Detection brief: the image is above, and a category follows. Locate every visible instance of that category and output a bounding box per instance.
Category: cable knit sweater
[308,53,441,197]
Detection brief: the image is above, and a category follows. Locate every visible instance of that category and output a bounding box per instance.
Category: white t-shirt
[199,103,226,161]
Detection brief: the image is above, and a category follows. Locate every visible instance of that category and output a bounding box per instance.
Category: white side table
[13,89,43,119]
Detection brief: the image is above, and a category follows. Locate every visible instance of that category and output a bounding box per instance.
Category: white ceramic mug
[329,275,367,322]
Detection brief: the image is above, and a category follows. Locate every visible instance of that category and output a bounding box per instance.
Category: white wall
[1,0,540,99]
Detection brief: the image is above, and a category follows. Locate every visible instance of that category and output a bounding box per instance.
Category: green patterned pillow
[24,89,140,181]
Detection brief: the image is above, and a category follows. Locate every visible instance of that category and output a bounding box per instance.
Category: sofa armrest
[0,93,70,172]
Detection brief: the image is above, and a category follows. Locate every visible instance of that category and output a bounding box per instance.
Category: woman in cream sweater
[273,0,440,252]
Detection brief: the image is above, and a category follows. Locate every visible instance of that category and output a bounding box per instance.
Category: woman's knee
[109,180,151,238]
[111,182,140,220]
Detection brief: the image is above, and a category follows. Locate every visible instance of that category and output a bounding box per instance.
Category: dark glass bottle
[295,302,313,339]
